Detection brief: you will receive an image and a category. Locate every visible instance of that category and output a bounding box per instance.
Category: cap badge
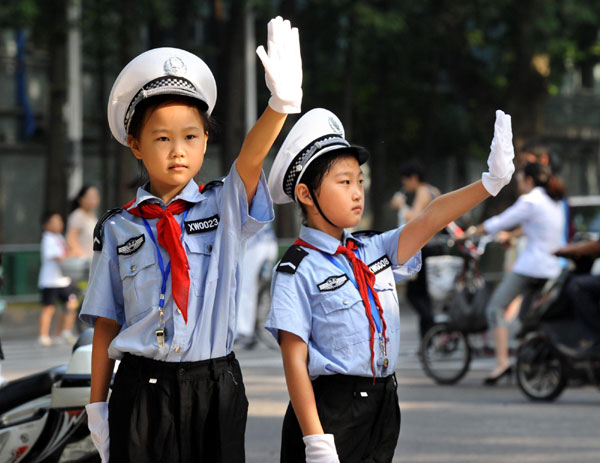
[328,116,343,134]
[164,57,187,76]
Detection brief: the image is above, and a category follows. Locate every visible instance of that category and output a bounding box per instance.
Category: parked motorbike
[516,257,600,402]
[0,329,99,463]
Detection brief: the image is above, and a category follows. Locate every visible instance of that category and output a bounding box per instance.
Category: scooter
[516,261,600,402]
[0,329,99,463]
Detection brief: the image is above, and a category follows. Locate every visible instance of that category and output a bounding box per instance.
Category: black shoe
[483,365,513,386]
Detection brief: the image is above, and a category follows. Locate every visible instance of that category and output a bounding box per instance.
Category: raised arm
[236,16,302,203]
[397,110,515,264]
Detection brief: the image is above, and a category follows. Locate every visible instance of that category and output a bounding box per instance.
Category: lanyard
[321,251,384,337]
[141,208,190,309]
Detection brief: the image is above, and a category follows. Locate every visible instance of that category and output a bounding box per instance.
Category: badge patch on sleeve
[317,274,349,292]
[185,215,220,234]
[368,255,392,274]
[117,235,145,255]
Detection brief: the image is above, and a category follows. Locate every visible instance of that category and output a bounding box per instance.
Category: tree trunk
[44,0,68,218]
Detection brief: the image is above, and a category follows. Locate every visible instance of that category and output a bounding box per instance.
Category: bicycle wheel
[420,324,471,385]
[254,281,279,351]
[516,335,567,402]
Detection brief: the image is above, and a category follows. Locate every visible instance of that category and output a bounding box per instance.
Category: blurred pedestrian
[235,223,278,349]
[266,108,514,462]
[66,185,100,264]
[81,15,301,463]
[38,212,79,347]
[470,162,567,385]
[390,161,441,338]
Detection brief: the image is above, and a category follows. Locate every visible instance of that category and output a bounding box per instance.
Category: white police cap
[268,108,369,204]
[107,47,217,146]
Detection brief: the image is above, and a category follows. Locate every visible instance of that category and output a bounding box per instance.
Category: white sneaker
[38,335,52,347]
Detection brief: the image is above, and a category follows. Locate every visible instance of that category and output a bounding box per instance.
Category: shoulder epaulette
[352,229,383,238]
[276,245,309,274]
[93,208,123,251]
[199,178,225,193]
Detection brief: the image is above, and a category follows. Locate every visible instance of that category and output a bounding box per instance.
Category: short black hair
[41,210,61,227]
[399,161,425,181]
[127,94,217,141]
[297,150,358,220]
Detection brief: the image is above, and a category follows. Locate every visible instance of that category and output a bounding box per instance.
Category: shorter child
[38,212,79,346]
[266,108,514,462]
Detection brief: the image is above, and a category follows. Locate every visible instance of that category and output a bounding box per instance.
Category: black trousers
[108,352,248,463]
[281,374,401,463]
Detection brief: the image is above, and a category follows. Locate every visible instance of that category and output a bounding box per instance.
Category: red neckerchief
[294,237,387,380]
[122,185,207,324]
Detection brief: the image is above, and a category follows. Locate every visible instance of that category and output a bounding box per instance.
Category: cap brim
[326,145,370,165]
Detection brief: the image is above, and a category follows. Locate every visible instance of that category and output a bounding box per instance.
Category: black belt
[119,352,237,380]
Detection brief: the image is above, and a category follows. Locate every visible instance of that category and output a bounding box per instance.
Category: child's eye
[341,180,350,185]
[359,178,364,184]
[186,134,197,140]
[156,136,169,142]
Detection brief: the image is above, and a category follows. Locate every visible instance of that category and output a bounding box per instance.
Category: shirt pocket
[374,279,400,333]
[184,235,215,296]
[316,290,369,351]
[117,246,158,322]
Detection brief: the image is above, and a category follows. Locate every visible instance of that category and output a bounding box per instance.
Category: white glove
[86,402,110,463]
[256,16,303,114]
[481,109,515,196]
[303,434,340,463]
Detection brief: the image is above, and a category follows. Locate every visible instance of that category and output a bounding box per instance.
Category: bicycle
[419,234,495,384]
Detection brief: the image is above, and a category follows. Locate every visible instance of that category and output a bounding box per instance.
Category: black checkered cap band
[283,135,350,200]
[123,77,202,134]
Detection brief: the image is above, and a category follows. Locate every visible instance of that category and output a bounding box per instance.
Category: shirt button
[130,265,136,272]
[177,308,182,315]
[343,300,349,305]
[174,346,181,353]
[207,245,213,252]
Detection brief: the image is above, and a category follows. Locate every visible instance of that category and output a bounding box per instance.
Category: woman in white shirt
[474,162,567,384]
[66,185,100,262]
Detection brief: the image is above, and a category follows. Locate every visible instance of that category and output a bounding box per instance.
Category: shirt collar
[127,179,205,210]
[298,225,364,254]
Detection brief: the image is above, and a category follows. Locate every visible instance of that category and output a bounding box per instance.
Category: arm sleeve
[79,225,124,326]
[265,270,312,344]
[370,227,422,281]
[483,197,531,235]
[219,165,275,240]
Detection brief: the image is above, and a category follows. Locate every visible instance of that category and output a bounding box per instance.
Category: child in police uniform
[266,108,515,463]
[81,17,302,463]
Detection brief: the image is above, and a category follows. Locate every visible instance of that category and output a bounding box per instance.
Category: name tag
[368,255,391,275]
[185,215,220,234]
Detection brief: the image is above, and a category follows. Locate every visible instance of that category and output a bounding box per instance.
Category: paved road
[1,304,599,462]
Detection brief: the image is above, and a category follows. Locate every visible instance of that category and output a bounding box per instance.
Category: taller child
[81,17,302,463]
[266,108,515,463]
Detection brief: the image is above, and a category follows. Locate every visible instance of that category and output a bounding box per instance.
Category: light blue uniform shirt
[80,165,274,361]
[266,225,421,379]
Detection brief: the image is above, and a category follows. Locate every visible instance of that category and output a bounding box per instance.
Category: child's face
[45,214,64,234]
[314,155,364,230]
[129,102,208,199]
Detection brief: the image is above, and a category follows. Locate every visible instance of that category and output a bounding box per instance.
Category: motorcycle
[0,329,99,463]
[516,256,600,402]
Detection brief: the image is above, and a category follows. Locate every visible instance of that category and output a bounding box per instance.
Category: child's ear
[127,135,143,160]
[296,184,314,207]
